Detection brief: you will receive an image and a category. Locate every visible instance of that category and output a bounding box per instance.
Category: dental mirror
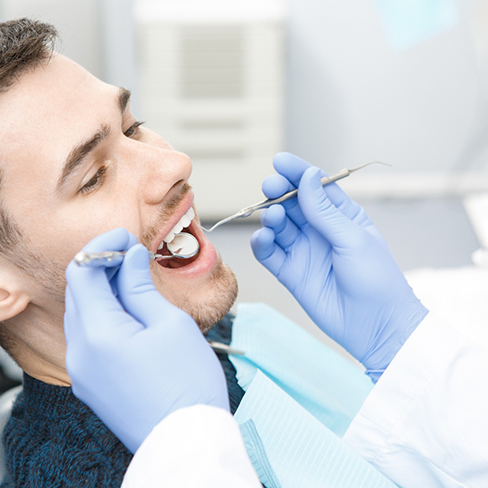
[74,232,199,267]
[166,232,199,259]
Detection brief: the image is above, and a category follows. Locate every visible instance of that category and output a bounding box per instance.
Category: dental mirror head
[163,232,199,259]
[74,232,200,267]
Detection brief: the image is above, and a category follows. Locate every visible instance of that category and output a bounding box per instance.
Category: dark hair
[0,18,58,93]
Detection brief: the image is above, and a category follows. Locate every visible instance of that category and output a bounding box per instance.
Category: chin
[160,260,238,334]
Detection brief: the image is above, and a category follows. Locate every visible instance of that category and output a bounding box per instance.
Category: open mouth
[156,207,201,269]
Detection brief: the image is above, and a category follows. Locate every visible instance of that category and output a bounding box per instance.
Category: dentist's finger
[261,205,301,251]
[298,167,359,250]
[262,173,294,199]
[251,227,287,277]
[105,231,139,281]
[273,152,369,224]
[64,275,141,366]
[66,262,123,318]
[65,228,136,324]
[116,244,192,329]
[64,286,79,341]
[273,152,315,187]
[262,173,308,228]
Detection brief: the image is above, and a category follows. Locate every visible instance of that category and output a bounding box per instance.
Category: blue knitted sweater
[0,315,245,487]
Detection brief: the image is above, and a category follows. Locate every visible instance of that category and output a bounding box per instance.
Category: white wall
[284,0,486,197]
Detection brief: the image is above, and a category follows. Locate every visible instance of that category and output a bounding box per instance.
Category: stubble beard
[152,256,238,333]
[177,260,238,333]
[19,240,239,334]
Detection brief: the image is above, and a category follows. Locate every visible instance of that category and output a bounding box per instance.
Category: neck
[5,302,71,386]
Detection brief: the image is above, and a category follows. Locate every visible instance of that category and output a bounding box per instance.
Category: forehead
[0,54,118,190]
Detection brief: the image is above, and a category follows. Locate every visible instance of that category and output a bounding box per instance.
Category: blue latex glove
[251,153,428,382]
[65,228,230,454]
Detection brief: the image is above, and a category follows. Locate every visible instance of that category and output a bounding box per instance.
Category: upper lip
[151,192,195,254]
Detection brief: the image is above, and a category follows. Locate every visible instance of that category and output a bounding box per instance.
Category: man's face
[0,54,237,331]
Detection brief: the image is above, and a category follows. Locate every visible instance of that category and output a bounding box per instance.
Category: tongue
[167,256,196,269]
[157,253,199,269]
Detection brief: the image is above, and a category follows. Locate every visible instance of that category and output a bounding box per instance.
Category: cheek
[21,203,142,267]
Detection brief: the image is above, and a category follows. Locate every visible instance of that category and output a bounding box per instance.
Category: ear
[0,266,31,321]
[0,288,30,321]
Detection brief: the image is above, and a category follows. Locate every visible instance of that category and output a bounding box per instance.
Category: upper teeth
[159,207,195,249]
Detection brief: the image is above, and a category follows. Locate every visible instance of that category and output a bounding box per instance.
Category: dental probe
[74,250,178,267]
[201,161,391,233]
[74,232,199,267]
[207,341,244,356]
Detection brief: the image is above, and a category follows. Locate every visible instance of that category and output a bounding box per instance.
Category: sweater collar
[21,373,92,420]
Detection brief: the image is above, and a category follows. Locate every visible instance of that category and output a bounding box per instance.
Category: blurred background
[1,0,488,365]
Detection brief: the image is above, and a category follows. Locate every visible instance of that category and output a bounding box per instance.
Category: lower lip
[155,220,218,277]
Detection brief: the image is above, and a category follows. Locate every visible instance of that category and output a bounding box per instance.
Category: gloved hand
[251,153,428,382]
[65,228,229,454]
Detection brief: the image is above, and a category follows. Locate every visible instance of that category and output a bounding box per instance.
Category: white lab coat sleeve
[121,404,262,488]
[343,312,488,488]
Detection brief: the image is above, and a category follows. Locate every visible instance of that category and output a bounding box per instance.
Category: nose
[125,142,193,206]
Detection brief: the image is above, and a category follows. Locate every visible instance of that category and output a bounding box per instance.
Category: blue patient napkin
[229,303,395,487]
[230,303,372,437]
[235,370,396,488]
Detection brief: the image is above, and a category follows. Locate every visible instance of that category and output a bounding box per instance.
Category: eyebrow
[55,87,132,193]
